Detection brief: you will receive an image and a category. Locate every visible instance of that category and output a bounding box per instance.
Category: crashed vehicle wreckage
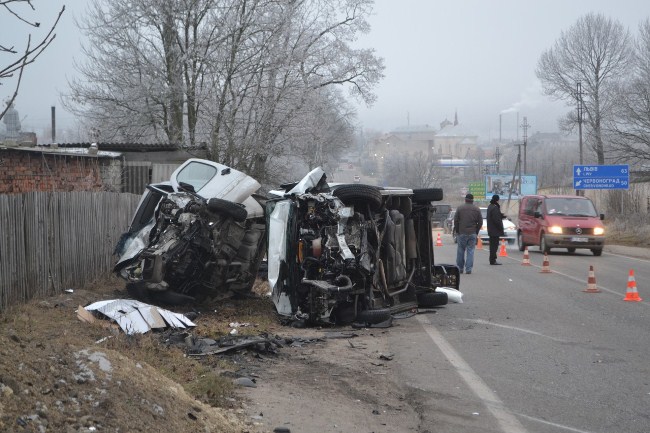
[113,159,267,304]
[266,167,460,326]
[113,160,459,325]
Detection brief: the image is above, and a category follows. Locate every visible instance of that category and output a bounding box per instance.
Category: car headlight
[548,226,563,234]
[593,227,605,235]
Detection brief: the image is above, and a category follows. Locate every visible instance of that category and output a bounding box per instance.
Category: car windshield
[175,161,218,192]
[545,198,597,217]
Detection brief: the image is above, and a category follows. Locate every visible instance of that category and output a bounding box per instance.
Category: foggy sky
[3,0,650,142]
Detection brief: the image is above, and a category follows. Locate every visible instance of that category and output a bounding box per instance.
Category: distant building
[432,115,479,159]
[2,103,21,139]
[1,103,37,145]
[366,112,480,161]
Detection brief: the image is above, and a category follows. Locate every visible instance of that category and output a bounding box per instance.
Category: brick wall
[0,149,118,194]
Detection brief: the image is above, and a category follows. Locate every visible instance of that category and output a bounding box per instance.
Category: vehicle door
[520,197,542,245]
[530,198,546,244]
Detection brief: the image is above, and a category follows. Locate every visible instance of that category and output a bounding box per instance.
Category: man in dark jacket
[453,194,483,274]
[487,194,506,265]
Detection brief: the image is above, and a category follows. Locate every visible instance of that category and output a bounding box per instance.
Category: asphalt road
[391,234,650,433]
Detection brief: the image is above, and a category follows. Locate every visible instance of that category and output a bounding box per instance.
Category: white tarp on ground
[436,287,464,303]
[82,299,196,335]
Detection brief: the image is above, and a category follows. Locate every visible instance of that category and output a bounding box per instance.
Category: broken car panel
[266,167,459,326]
[113,159,267,304]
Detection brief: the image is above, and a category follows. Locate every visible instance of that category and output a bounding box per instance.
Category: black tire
[153,290,196,306]
[567,247,576,253]
[207,198,248,222]
[517,231,527,252]
[592,248,603,256]
[126,282,151,302]
[540,234,550,254]
[417,291,448,308]
[332,303,357,325]
[356,308,392,324]
[333,184,383,212]
[412,188,443,203]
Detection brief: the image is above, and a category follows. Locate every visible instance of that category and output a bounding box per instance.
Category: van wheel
[333,184,383,212]
[517,232,527,251]
[417,291,448,308]
[356,308,392,324]
[567,248,576,253]
[540,234,550,254]
[592,248,603,256]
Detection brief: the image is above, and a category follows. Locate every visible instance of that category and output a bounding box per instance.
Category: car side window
[524,198,536,216]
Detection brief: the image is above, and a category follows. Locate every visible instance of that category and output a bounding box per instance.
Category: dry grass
[0,274,280,414]
[605,214,650,248]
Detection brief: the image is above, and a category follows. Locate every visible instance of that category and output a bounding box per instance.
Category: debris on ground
[78,299,196,334]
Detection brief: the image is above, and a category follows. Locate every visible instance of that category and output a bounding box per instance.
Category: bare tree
[0,0,64,120]
[64,0,224,144]
[384,152,437,189]
[64,0,384,184]
[200,0,383,182]
[536,13,633,164]
[608,18,650,164]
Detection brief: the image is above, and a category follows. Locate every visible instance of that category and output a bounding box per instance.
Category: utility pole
[495,146,501,174]
[521,116,529,174]
[576,82,584,196]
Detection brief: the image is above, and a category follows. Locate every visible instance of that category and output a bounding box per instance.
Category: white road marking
[515,413,596,433]
[462,319,568,342]
[416,315,530,433]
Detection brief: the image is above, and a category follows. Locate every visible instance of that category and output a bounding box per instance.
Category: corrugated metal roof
[39,142,180,152]
[0,144,121,158]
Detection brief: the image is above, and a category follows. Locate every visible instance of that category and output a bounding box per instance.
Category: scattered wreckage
[113,160,460,327]
[113,159,267,304]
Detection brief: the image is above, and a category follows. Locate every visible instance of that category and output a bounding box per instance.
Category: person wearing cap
[453,193,482,274]
[487,194,507,265]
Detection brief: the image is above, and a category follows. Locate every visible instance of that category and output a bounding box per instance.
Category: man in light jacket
[453,194,483,274]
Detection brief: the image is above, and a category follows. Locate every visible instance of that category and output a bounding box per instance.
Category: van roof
[522,194,591,200]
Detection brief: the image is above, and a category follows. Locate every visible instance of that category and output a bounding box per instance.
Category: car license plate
[571,237,588,242]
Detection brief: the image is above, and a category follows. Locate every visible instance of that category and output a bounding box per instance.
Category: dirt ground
[0,277,416,433]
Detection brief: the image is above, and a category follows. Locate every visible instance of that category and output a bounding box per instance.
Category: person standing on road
[453,194,482,274]
[487,194,506,265]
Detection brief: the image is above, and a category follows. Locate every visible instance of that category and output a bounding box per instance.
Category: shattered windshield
[545,198,597,217]
[175,161,218,192]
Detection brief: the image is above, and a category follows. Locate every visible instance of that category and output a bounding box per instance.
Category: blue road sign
[573,164,629,190]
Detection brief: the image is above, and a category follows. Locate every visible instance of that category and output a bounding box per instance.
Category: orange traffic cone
[435,232,443,247]
[477,237,484,250]
[521,247,531,266]
[583,265,600,293]
[540,253,551,273]
[623,269,642,302]
[498,238,508,257]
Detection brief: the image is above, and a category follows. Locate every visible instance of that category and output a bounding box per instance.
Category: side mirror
[534,211,542,218]
[600,213,605,220]
[178,181,196,193]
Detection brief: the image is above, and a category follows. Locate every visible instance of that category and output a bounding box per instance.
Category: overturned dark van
[266,168,459,326]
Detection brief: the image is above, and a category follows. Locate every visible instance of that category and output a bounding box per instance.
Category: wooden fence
[0,192,141,311]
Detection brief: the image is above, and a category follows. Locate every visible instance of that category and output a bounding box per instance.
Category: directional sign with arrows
[573,165,629,190]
